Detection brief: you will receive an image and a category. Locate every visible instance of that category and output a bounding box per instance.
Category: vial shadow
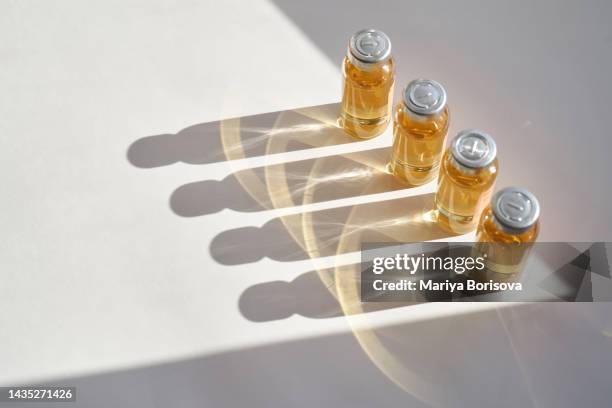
[170,147,407,216]
[127,103,357,168]
[240,243,612,322]
[210,193,459,265]
[239,269,343,321]
[239,268,418,322]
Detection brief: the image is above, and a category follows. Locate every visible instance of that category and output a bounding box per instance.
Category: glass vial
[390,79,449,185]
[340,29,395,139]
[473,187,540,279]
[435,130,499,234]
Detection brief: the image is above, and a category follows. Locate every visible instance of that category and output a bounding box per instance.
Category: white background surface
[1,0,612,400]
[0,0,349,384]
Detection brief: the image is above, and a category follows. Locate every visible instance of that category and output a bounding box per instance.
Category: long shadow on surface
[239,267,422,322]
[127,103,356,168]
[210,193,456,265]
[169,147,407,216]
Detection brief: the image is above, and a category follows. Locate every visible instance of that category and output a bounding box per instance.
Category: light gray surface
[4,304,612,408]
[1,0,612,406]
[274,0,612,240]
[0,0,347,385]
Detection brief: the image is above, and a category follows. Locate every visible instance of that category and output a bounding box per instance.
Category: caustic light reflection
[419,209,438,223]
[258,123,332,136]
[303,214,431,248]
[214,106,453,403]
[222,123,334,153]
[268,167,375,184]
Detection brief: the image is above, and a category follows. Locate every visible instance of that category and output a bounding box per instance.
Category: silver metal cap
[451,130,497,169]
[492,187,540,232]
[403,79,447,116]
[349,29,391,64]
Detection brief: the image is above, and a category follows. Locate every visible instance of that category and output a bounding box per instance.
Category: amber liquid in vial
[391,79,449,185]
[472,188,540,280]
[435,130,499,234]
[340,29,395,139]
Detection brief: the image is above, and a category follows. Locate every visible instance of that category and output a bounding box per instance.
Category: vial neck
[347,50,388,71]
[492,214,533,236]
[403,105,440,122]
[449,154,479,175]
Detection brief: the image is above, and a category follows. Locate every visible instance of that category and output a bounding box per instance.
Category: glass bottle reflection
[341,29,395,139]
[435,130,499,234]
[472,187,540,281]
[391,79,449,185]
